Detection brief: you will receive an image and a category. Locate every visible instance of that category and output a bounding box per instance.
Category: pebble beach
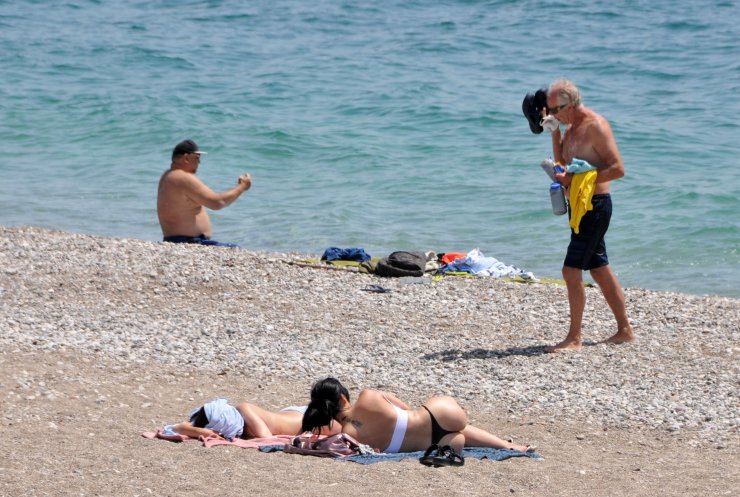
[1,225,738,496]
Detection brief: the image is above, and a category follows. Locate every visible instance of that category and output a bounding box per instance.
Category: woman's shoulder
[357,389,409,410]
[358,388,383,399]
[357,389,390,405]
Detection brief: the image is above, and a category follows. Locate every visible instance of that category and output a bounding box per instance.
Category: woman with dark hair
[173,398,339,440]
[301,378,534,466]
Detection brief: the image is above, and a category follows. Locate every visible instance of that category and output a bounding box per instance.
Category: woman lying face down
[173,398,340,440]
[301,378,534,465]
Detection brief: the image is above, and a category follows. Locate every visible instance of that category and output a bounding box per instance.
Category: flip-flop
[361,284,392,294]
[428,445,464,467]
[420,444,466,468]
[419,444,439,467]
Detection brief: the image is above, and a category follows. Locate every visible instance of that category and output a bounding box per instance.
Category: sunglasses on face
[547,103,568,115]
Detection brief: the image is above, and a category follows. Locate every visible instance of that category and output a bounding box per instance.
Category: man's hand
[540,115,560,133]
[554,171,573,188]
[238,173,252,192]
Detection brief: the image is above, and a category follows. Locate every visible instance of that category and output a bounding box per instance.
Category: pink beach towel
[141,429,293,448]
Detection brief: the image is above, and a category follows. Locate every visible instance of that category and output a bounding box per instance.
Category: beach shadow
[422,341,598,361]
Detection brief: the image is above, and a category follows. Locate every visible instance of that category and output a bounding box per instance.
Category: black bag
[375,251,427,277]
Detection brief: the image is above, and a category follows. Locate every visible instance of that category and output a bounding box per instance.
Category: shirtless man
[157,139,251,247]
[544,80,634,352]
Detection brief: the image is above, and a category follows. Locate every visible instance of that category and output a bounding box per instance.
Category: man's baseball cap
[172,139,207,158]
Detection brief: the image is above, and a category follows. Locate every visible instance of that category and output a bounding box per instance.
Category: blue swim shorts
[563,194,611,270]
[163,234,239,248]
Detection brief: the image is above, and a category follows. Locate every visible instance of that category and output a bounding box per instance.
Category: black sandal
[431,445,465,467]
[419,444,439,466]
[419,444,464,467]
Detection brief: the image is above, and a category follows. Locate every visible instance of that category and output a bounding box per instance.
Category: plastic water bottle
[550,182,567,215]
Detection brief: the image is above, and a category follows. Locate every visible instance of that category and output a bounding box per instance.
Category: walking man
[544,80,634,352]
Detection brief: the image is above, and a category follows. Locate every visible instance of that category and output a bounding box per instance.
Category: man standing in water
[545,80,634,352]
[157,139,251,247]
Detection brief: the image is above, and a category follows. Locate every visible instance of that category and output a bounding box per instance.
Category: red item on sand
[440,253,466,265]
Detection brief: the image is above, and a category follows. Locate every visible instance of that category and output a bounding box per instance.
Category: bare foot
[505,439,533,452]
[544,339,582,353]
[603,326,635,345]
[511,443,531,452]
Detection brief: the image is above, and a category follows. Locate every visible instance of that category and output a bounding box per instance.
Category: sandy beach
[1,226,737,497]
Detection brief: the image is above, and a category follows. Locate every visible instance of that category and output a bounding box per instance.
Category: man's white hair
[549,79,582,107]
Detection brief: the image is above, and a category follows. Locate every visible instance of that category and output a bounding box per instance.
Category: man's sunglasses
[547,103,568,115]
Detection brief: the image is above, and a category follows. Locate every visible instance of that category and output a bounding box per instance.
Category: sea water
[1,0,738,297]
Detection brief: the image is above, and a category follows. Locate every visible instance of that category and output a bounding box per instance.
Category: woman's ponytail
[301,377,350,434]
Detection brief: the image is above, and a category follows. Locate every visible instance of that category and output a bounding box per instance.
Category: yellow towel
[569,170,597,234]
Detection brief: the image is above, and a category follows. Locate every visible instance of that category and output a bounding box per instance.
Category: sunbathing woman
[173,398,339,440]
[301,378,533,466]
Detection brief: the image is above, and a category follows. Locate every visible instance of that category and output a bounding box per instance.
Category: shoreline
[1,225,738,496]
[5,222,737,300]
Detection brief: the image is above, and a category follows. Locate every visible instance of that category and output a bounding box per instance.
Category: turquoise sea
[1,0,738,297]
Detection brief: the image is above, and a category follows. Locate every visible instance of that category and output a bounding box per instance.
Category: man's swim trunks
[564,194,611,270]
[163,234,239,248]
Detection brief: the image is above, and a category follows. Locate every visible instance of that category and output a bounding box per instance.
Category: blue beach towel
[321,247,371,262]
[259,445,542,464]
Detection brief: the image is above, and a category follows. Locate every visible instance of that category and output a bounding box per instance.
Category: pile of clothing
[321,247,536,281]
[440,248,536,281]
